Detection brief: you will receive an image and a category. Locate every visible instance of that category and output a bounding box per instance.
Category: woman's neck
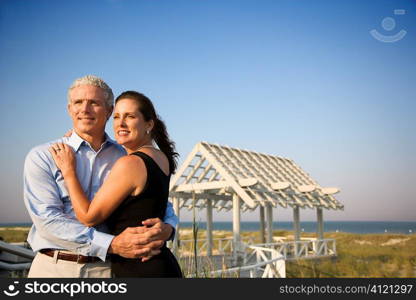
[125,140,154,155]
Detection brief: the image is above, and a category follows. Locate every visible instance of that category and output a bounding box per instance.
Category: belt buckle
[76,254,82,264]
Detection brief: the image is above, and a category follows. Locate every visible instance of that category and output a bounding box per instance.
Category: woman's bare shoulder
[112,154,146,173]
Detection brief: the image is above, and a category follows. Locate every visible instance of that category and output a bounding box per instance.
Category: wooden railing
[0,240,34,272]
[250,238,337,260]
[177,237,255,256]
[180,238,337,278]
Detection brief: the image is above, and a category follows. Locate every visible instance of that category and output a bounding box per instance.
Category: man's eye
[113,116,119,119]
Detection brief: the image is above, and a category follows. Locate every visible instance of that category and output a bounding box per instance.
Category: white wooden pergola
[169,142,342,260]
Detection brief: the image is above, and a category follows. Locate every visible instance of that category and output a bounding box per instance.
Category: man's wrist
[108,235,119,255]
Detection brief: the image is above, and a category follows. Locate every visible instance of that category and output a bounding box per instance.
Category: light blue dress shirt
[23,131,178,261]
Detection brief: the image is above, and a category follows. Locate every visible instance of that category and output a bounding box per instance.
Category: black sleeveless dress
[107,151,182,277]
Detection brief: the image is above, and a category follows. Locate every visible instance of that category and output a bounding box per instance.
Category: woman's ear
[147,119,155,132]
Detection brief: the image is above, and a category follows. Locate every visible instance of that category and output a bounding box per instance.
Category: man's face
[67,85,112,137]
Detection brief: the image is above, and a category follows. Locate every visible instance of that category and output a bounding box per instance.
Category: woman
[49,91,182,278]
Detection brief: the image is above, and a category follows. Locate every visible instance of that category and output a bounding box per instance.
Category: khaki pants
[28,251,112,278]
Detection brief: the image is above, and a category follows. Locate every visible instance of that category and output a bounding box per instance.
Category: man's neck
[74,130,106,152]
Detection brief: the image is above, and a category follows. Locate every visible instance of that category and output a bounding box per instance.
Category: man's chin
[74,125,101,136]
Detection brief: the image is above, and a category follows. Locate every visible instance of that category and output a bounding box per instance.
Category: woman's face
[113,98,153,150]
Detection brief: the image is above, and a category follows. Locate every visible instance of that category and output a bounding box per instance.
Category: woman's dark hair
[115,91,179,174]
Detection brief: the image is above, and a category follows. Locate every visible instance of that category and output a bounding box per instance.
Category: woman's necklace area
[136,144,156,151]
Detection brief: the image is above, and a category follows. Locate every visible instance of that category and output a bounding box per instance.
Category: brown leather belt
[40,249,101,264]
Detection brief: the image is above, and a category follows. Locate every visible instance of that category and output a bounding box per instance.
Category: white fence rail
[189,252,285,278]
[177,237,255,255]
[178,238,336,259]
[181,238,337,278]
[253,239,336,260]
[243,244,286,278]
[0,240,34,272]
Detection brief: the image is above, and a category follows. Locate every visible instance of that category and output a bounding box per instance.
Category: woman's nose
[119,117,127,126]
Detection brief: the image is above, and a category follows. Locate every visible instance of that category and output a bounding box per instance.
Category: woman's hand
[48,143,76,178]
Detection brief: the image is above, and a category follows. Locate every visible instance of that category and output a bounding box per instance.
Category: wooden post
[266,203,273,243]
[172,197,180,253]
[317,207,324,240]
[293,206,300,257]
[259,205,266,244]
[206,199,213,257]
[232,193,241,264]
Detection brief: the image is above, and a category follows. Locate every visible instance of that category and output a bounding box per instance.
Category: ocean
[1,221,415,234]
[180,221,415,234]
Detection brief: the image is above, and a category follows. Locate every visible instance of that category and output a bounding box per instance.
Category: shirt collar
[68,131,118,152]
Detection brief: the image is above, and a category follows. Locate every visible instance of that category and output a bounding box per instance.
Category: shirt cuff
[168,226,176,241]
[163,219,177,241]
[90,230,114,261]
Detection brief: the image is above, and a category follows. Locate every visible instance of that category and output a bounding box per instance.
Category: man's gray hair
[67,75,114,107]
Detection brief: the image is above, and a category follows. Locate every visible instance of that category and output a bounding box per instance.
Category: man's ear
[106,105,114,120]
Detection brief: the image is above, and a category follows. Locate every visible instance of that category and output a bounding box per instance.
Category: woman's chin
[115,138,128,146]
[116,140,135,152]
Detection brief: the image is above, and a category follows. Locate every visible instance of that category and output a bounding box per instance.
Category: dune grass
[286,232,416,278]
[0,227,30,243]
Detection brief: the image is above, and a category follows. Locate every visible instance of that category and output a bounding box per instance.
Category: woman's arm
[49,143,146,227]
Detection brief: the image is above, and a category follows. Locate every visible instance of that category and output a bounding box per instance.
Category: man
[23,75,177,277]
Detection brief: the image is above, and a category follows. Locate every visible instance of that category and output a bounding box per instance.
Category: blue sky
[0,0,415,223]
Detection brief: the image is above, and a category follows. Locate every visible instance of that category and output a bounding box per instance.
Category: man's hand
[140,218,174,262]
[108,219,174,261]
[108,226,164,259]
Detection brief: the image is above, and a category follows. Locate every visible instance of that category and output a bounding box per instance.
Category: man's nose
[80,101,92,112]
